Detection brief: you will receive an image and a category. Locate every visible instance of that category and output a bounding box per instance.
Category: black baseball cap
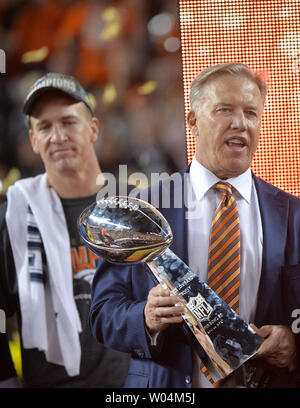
[23,72,94,116]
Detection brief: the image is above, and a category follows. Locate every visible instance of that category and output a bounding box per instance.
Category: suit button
[185,375,191,384]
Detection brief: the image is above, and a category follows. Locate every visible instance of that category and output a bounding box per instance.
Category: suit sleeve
[89,258,153,358]
[89,257,190,360]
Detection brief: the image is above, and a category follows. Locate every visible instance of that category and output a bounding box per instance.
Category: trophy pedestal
[148,248,263,380]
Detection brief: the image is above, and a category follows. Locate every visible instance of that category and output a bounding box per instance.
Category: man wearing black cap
[0,73,130,387]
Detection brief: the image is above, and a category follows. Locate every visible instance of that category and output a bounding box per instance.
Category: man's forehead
[206,72,257,88]
[201,74,262,104]
[205,74,260,93]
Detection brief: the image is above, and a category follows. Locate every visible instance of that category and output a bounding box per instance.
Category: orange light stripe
[208,229,240,266]
[228,294,239,310]
[210,200,227,226]
[209,217,239,253]
[215,267,240,295]
[210,206,238,239]
[221,280,240,301]
[208,242,240,277]
[209,254,240,288]
[215,184,232,194]
[211,196,235,227]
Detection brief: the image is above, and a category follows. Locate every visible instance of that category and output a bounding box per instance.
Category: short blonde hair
[190,63,267,111]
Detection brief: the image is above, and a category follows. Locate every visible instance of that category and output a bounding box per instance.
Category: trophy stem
[147,248,262,380]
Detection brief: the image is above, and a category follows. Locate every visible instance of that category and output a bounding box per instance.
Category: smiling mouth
[225,138,247,149]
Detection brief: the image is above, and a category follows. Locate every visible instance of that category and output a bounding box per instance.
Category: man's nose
[231,110,247,130]
[50,124,67,143]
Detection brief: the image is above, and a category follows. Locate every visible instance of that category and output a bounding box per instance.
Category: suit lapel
[161,167,189,265]
[253,175,289,326]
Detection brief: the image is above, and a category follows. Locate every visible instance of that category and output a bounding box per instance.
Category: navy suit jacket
[89,168,300,387]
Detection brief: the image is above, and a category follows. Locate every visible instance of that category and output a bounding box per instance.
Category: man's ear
[187,110,199,137]
[89,117,100,143]
[29,129,40,154]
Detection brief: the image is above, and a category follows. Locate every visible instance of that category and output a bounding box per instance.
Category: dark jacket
[89,168,300,388]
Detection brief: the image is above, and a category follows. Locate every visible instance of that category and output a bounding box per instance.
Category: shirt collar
[190,157,252,203]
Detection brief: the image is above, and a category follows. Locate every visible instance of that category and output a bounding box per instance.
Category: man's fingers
[264,354,288,368]
[154,305,184,318]
[252,325,278,357]
[149,295,182,308]
[144,284,185,332]
[250,324,296,366]
[159,315,184,325]
[151,285,170,296]
[250,323,272,339]
[250,324,273,357]
[148,285,184,307]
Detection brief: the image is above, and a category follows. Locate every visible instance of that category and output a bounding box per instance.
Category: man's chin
[216,161,250,179]
[52,159,78,175]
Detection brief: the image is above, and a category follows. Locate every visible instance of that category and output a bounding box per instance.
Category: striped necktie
[197,182,241,388]
[207,182,240,314]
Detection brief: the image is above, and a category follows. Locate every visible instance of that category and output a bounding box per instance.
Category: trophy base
[147,248,263,380]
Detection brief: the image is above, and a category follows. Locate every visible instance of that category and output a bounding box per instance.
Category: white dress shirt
[186,157,263,387]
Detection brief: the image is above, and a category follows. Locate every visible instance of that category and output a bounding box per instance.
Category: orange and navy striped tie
[207,182,240,314]
[197,182,241,388]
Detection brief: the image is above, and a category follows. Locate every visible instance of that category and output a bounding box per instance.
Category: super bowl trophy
[78,196,263,382]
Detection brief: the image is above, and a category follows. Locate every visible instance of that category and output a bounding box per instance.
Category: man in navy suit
[89,63,300,387]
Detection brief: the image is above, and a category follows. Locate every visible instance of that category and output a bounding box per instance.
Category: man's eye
[217,108,231,113]
[38,125,50,131]
[64,121,76,126]
[246,111,257,117]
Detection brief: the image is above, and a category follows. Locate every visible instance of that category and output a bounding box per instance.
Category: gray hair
[189,63,267,111]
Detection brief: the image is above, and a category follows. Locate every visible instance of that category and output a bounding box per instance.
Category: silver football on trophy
[78,196,173,264]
